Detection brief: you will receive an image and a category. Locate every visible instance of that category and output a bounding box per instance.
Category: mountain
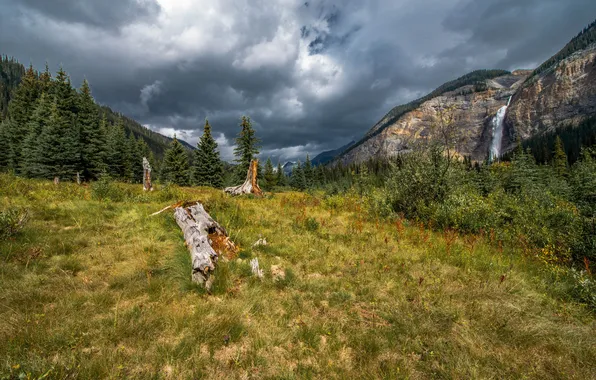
[99,105,195,158]
[311,140,355,166]
[335,19,596,165]
[282,161,297,175]
[0,58,194,159]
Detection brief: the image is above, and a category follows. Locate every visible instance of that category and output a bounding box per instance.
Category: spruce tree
[78,79,104,181]
[162,135,190,186]
[105,118,128,178]
[0,120,10,171]
[291,161,307,190]
[51,67,81,178]
[128,133,143,183]
[315,165,326,186]
[233,116,259,181]
[36,99,81,180]
[21,92,52,178]
[553,136,568,177]
[303,154,314,188]
[263,157,276,190]
[193,119,224,188]
[39,63,52,94]
[6,65,40,172]
[276,162,286,186]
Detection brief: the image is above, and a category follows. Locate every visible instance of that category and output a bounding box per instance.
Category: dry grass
[0,174,595,379]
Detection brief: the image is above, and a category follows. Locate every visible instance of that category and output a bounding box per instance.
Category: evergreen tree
[193,119,224,188]
[553,135,568,177]
[39,63,52,94]
[6,65,39,172]
[233,116,259,181]
[161,135,190,186]
[291,161,307,190]
[51,67,81,177]
[21,92,52,177]
[36,100,81,180]
[105,118,128,178]
[0,119,10,170]
[263,157,276,190]
[276,162,286,186]
[315,165,326,186]
[303,154,314,188]
[128,133,143,183]
[78,79,104,180]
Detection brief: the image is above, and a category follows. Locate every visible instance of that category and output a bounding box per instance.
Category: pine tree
[276,162,286,186]
[51,67,81,178]
[39,63,52,94]
[36,100,81,180]
[315,165,326,186]
[0,119,10,171]
[553,135,568,177]
[303,154,314,188]
[6,65,40,172]
[233,116,259,181]
[263,157,276,190]
[162,135,190,186]
[128,133,143,183]
[193,119,224,188]
[78,79,104,181]
[291,161,307,190]
[21,92,52,177]
[105,118,128,178]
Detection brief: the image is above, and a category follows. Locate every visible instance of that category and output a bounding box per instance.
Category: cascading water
[489,96,512,162]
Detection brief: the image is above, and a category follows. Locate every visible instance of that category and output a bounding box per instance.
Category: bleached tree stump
[143,157,153,191]
[224,159,263,196]
[173,202,237,288]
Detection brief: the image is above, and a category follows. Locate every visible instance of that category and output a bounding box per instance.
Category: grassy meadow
[0,174,595,379]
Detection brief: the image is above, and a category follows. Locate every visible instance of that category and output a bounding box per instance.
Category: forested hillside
[529,18,596,79]
[0,56,25,120]
[0,58,193,166]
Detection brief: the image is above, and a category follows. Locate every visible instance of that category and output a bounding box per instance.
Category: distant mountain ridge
[311,140,355,166]
[334,18,596,165]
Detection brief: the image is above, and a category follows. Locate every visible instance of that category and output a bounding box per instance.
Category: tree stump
[143,157,153,191]
[173,202,237,288]
[224,159,263,196]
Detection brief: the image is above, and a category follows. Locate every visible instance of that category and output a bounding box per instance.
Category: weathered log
[173,202,237,288]
[224,159,263,196]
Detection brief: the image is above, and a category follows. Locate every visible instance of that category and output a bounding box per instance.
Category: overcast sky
[1,0,595,162]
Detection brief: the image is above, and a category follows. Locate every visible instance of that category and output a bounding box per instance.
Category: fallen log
[224,159,263,196]
[173,202,237,289]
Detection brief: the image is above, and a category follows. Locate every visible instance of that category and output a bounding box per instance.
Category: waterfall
[489,96,512,162]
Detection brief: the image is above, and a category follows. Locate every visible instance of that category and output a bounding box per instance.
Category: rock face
[503,45,596,153]
[337,44,596,165]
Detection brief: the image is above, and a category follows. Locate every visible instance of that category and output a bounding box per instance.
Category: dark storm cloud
[15,0,161,30]
[0,0,595,162]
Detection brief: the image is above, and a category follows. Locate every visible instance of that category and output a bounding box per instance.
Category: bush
[91,174,125,202]
[0,207,29,239]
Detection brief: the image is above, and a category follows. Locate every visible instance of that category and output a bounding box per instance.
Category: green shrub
[304,217,319,232]
[91,174,124,202]
[0,207,29,239]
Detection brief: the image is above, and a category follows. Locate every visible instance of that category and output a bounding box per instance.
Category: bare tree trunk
[173,202,237,289]
[224,159,263,196]
[143,157,153,191]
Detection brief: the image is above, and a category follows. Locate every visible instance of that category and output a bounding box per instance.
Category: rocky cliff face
[338,72,529,164]
[337,44,596,165]
[503,45,596,152]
